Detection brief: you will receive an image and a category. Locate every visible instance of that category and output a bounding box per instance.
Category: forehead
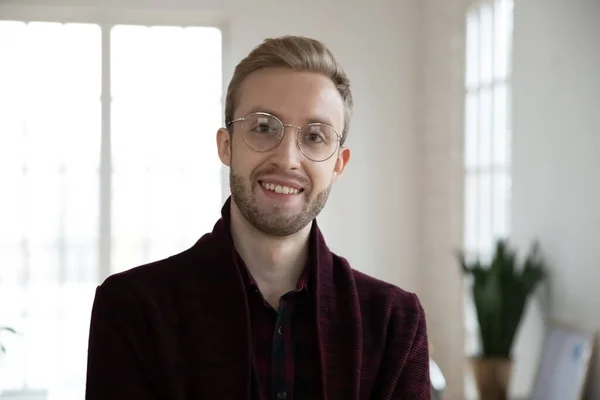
[235,67,345,130]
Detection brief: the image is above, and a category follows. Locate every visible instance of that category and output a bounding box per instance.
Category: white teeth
[261,182,300,195]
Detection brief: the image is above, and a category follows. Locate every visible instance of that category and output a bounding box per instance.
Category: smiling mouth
[259,181,303,195]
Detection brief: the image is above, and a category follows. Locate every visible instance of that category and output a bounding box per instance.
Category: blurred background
[0,0,598,399]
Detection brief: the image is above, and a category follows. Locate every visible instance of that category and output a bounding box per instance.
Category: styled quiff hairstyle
[224,35,353,145]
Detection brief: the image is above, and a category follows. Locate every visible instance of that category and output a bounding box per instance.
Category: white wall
[512,0,600,397]
[0,0,466,396]
[417,0,469,397]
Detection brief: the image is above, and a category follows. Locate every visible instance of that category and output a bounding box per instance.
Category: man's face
[217,67,351,236]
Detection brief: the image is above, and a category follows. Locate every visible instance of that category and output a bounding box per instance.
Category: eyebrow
[246,106,335,127]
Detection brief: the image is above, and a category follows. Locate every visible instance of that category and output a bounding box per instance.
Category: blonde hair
[225,35,353,145]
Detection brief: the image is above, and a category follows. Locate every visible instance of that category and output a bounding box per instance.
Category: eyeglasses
[226,112,341,162]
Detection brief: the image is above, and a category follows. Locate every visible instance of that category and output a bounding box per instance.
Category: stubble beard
[229,168,331,237]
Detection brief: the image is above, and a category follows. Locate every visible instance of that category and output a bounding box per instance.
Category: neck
[229,200,311,308]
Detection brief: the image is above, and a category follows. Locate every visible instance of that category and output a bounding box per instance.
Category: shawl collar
[183,197,363,400]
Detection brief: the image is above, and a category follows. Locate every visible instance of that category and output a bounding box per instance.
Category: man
[86,35,430,400]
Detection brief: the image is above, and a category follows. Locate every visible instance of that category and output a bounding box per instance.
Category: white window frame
[463,0,514,398]
[0,4,227,397]
[0,3,229,281]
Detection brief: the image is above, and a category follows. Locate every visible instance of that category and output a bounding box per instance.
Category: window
[463,0,513,398]
[110,24,223,273]
[0,20,223,400]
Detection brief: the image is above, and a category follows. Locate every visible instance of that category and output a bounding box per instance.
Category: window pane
[494,0,510,80]
[183,162,223,240]
[506,0,514,77]
[505,85,513,163]
[64,168,99,283]
[0,21,27,96]
[26,243,60,284]
[0,96,26,171]
[146,242,187,264]
[23,23,100,97]
[0,171,26,245]
[62,100,101,170]
[465,91,479,169]
[111,25,221,100]
[479,88,493,168]
[56,312,94,397]
[492,171,511,239]
[466,10,480,88]
[64,243,99,283]
[506,83,513,132]
[110,25,223,272]
[24,171,61,244]
[480,4,494,85]
[62,23,102,97]
[23,23,100,169]
[0,22,100,170]
[111,241,145,274]
[111,170,149,242]
[25,95,100,170]
[464,174,479,250]
[0,21,101,398]
[23,315,60,389]
[110,99,151,167]
[26,101,67,168]
[0,246,24,285]
[147,170,188,241]
[64,170,99,243]
[478,172,493,252]
[493,83,508,165]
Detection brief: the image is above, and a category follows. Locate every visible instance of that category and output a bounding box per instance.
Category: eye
[306,132,325,143]
[249,116,279,135]
[255,123,271,133]
[302,125,330,144]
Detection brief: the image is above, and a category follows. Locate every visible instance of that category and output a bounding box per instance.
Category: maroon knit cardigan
[85,198,431,399]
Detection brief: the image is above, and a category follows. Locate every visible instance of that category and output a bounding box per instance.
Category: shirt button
[277,326,283,335]
[277,392,287,399]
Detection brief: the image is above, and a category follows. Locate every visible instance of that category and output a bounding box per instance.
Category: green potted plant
[456,239,547,400]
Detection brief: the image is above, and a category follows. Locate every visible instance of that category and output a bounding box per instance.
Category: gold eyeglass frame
[226,111,341,162]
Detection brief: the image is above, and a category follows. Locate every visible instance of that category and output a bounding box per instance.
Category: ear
[216,127,232,167]
[331,146,351,183]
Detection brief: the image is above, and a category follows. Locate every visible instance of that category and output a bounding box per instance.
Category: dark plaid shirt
[236,254,320,400]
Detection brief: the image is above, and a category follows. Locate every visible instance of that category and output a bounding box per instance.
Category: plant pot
[470,357,512,400]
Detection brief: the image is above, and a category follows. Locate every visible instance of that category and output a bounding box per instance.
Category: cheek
[306,164,335,190]
[232,144,267,178]
[230,137,250,166]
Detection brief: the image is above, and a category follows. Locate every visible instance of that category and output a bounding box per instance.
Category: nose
[270,126,303,169]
